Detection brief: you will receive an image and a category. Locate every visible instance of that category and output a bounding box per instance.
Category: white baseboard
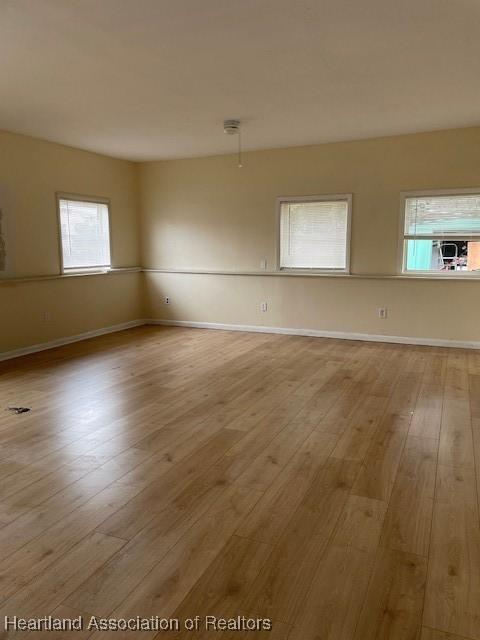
[2,317,478,361]
[147,318,480,350]
[0,319,146,362]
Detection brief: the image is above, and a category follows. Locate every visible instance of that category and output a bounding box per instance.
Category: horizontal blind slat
[59,199,111,269]
[280,200,348,269]
[405,194,480,236]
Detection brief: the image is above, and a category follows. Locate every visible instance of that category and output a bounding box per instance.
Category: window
[57,195,111,272]
[279,195,351,271]
[400,190,480,275]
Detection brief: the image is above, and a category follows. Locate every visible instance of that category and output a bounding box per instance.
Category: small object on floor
[7,407,31,414]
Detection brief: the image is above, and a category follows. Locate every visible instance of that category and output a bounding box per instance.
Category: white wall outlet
[261,302,268,312]
[260,258,267,270]
[163,296,171,304]
[378,307,387,319]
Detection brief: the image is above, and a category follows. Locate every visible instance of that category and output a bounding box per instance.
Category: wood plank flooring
[0,326,479,639]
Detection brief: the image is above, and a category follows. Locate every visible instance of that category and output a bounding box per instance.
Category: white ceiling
[1,0,480,161]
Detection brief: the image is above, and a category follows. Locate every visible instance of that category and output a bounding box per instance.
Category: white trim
[2,316,479,362]
[276,193,352,274]
[143,267,480,281]
[146,319,480,350]
[400,187,480,198]
[397,269,480,279]
[2,267,480,283]
[0,267,141,286]
[0,319,145,362]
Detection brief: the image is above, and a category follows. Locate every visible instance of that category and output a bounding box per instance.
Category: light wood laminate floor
[0,326,479,639]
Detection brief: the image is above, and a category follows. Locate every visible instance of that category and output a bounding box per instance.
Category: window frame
[56,192,113,274]
[398,188,480,277]
[276,193,352,274]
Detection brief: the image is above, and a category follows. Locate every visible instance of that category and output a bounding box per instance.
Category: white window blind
[279,199,349,270]
[405,194,480,237]
[59,198,111,271]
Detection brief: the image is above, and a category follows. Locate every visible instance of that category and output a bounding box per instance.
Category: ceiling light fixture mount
[223,119,243,168]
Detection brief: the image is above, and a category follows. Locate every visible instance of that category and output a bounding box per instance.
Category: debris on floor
[6,407,31,414]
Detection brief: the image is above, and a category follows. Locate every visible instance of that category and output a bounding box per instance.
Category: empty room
[1,1,480,639]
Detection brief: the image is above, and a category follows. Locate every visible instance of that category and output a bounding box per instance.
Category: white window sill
[279,268,349,275]
[62,267,111,274]
[143,267,480,281]
[0,267,141,285]
[401,271,480,278]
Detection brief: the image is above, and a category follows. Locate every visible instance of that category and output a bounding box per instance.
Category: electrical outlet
[378,307,387,319]
[163,296,170,304]
[260,258,267,270]
[42,311,51,322]
[261,302,268,312]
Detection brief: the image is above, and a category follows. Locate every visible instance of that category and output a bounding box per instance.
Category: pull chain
[238,128,243,168]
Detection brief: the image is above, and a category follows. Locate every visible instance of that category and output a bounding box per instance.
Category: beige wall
[145,272,480,344]
[1,272,142,354]
[0,130,142,353]
[140,127,480,344]
[3,125,480,354]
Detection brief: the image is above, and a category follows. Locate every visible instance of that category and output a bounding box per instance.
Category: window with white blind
[400,190,480,274]
[57,196,111,272]
[279,195,351,271]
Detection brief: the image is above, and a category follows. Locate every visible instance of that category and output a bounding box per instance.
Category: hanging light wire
[238,127,243,168]
[223,120,243,168]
